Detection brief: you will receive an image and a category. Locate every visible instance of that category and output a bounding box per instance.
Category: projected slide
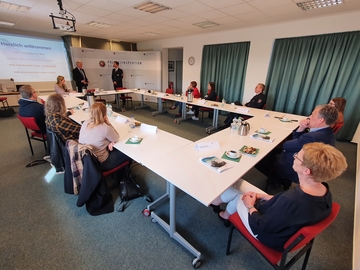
[0,33,71,82]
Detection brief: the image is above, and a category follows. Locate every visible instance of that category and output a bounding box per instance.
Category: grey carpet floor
[0,103,356,270]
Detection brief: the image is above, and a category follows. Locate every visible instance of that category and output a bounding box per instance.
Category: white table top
[145,125,292,206]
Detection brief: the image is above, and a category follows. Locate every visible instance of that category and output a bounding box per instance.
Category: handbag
[117,169,152,212]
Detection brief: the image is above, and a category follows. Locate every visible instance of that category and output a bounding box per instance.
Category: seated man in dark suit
[245,83,266,109]
[256,104,338,188]
[221,83,267,129]
[18,85,46,134]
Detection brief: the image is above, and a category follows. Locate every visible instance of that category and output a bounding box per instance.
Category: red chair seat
[103,160,130,177]
[17,115,47,155]
[226,202,340,269]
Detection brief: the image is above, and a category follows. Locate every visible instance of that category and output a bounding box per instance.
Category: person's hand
[108,142,114,151]
[69,109,74,115]
[298,118,310,132]
[81,80,85,84]
[114,81,117,85]
[241,192,257,208]
[104,116,111,125]
[256,193,273,201]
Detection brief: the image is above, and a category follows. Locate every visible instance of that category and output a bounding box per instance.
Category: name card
[115,116,128,124]
[194,141,220,151]
[197,99,206,105]
[236,107,250,113]
[140,123,157,133]
[264,113,270,118]
[82,102,89,109]
[157,92,166,97]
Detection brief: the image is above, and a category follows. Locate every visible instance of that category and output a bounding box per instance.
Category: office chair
[17,115,47,155]
[226,202,340,270]
[116,87,132,108]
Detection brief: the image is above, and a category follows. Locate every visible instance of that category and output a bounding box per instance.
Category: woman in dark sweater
[211,142,347,251]
[191,82,217,120]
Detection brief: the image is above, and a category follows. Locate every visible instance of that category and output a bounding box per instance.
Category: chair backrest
[284,202,340,252]
[87,89,95,93]
[17,115,41,132]
[332,122,344,134]
[165,88,174,94]
[116,87,127,91]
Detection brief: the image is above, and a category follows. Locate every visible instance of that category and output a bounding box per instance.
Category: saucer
[226,151,241,159]
[279,118,292,122]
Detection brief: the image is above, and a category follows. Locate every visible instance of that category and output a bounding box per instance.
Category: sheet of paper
[194,141,220,151]
[197,99,206,105]
[236,107,250,113]
[140,123,158,133]
[115,116,128,124]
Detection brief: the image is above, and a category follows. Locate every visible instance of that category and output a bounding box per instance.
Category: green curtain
[265,31,360,141]
[200,42,250,103]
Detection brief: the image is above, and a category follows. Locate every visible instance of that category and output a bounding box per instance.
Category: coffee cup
[229,150,237,157]
[231,102,235,106]
[131,135,139,142]
[283,117,289,121]
[259,127,267,133]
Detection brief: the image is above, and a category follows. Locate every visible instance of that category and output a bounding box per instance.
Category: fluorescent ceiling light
[86,21,112,28]
[134,1,171,14]
[0,1,30,12]
[143,32,161,36]
[296,0,343,11]
[0,20,15,26]
[193,21,220,29]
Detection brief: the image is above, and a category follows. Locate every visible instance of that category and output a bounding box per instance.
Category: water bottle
[106,103,112,117]
[221,99,225,107]
[129,115,135,128]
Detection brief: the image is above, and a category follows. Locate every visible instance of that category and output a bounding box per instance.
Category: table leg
[174,101,188,124]
[134,94,151,110]
[149,182,202,262]
[152,97,164,116]
[205,109,220,134]
[116,94,120,110]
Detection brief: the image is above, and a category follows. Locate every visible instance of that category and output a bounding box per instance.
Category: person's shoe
[170,106,176,110]
[186,110,194,115]
[56,168,65,174]
[192,116,199,120]
[43,155,51,163]
[175,113,181,117]
[218,212,230,227]
[210,204,221,214]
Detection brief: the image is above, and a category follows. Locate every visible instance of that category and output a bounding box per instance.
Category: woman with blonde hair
[45,94,80,142]
[79,102,131,171]
[54,75,71,95]
[211,142,347,251]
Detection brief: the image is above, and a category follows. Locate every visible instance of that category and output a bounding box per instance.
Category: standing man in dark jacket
[112,61,125,106]
[72,60,89,92]
[18,85,46,134]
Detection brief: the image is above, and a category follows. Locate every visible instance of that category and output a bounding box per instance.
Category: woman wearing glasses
[211,142,347,251]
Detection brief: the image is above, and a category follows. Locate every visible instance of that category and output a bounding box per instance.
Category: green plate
[239,145,259,156]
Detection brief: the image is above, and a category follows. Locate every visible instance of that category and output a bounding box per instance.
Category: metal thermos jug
[238,121,250,136]
[87,92,95,107]
[187,89,193,102]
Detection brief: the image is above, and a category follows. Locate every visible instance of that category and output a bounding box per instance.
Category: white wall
[137,10,360,104]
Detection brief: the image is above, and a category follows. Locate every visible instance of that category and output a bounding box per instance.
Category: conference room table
[41,94,304,267]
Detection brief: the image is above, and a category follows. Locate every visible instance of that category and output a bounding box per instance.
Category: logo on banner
[99,60,106,68]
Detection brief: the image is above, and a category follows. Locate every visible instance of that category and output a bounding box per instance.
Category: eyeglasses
[293,152,304,163]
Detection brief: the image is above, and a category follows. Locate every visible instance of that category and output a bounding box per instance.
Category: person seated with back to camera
[255,104,338,189]
[79,103,132,172]
[45,94,80,143]
[54,75,74,95]
[18,84,46,135]
[191,82,217,121]
[221,83,266,129]
[211,142,347,251]
[328,97,346,129]
[170,81,200,117]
